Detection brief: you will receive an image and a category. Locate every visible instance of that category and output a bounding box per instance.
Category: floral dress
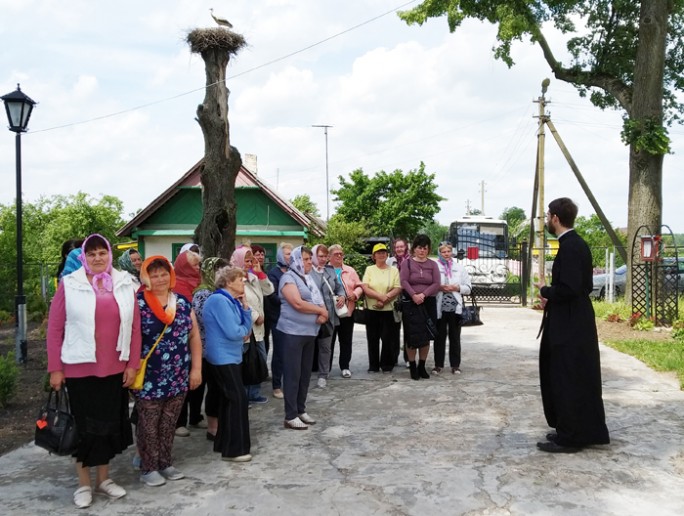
[136,292,193,400]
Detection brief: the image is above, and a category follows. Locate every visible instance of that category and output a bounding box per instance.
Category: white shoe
[95,479,126,499]
[298,412,316,425]
[175,426,190,437]
[222,454,252,462]
[160,466,185,480]
[317,377,327,388]
[341,369,352,378]
[284,417,309,430]
[140,471,166,487]
[73,486,92,508]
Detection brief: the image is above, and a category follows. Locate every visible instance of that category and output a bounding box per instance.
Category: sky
[1,0,683,236]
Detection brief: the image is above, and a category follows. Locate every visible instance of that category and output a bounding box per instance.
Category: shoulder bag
[242,333,269,385]
[353,297,368,325]
[322,275,349,318]
[35,387,79,456]
[131,324,168,390]
[460,295,483,326]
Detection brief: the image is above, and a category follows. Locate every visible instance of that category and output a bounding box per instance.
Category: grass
[593,299,684,389]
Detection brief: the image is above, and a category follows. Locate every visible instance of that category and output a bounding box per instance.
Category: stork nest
[186,28,246,55]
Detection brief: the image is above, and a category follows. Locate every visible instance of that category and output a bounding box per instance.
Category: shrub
[672,320,684,342]
[0,352,19,408]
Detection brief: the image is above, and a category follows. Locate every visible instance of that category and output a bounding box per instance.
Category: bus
[447,216,510,286]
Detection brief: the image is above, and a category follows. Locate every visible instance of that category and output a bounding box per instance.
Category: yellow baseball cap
[372,243,388,254]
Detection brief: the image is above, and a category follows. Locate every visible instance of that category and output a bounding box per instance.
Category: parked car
[591,264,627,299]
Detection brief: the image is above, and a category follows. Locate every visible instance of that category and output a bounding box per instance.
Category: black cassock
[539,230,610,446]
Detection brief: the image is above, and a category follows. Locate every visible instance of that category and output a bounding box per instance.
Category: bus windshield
[448,218,508,259]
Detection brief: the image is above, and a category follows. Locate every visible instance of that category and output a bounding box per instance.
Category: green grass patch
[603,338,684,389]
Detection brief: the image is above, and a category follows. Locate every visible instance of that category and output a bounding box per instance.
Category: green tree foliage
[291,194,321,217]
[419,220,449,250]
[500,206,529,242]
[332,162,444,239]
[575,214,627,267]
[0,193,127,313]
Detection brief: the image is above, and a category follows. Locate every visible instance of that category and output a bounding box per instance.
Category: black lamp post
[1,84,37,364]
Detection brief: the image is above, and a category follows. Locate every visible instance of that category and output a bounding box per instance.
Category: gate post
[521,241,529,307]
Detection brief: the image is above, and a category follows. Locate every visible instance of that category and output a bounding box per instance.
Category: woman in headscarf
[328,244,363,378]
[133,256,202,487]
[434,242,472,374]
[277,246,328,430]
[203,266,254,461]
[118,248,143,285]
[192,257,230,441]
[231,245,274,404]
[56,238,84,281]
[47,234,141,509]
[172,249,202,436]
[266,243,293,399]
[309,244,346,388]
[250,244,271,353]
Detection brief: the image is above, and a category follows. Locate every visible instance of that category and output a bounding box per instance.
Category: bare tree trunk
[625,1,668,301]
[193,46,241,259]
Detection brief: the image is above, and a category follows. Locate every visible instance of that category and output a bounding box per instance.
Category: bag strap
[322,275,336,298]
[143,324,168,361]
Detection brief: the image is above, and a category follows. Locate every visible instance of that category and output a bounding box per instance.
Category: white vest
[435,259,472,319]
[61,267,136,364]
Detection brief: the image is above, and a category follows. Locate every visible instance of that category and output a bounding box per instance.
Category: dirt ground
[0,316,675,457]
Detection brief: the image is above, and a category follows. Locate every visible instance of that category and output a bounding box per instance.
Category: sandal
[298,412,316,425]
[283,417,309,430]
[73,486,92,509]
[96,479,126,499]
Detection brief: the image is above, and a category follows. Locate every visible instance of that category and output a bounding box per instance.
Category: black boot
[418,360,430,379]
[409,361,420,380]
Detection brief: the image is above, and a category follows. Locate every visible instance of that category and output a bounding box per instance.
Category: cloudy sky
[1,0,683,235]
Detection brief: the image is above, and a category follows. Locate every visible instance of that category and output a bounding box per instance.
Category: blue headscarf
[60,248,83,280]
[289,246,324,306]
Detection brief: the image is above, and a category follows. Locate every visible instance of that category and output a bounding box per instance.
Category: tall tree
[291,194,321,218]
[186,28,246,258]
[400,0,683,275]
[332,162,444,239]
[500,206,529,242]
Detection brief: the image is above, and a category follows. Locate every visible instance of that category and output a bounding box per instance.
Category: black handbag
[353,298,368,325]
[419,304,438,340]
[35,387,79,456]
[242,334,269,385]
[461,295,483,326]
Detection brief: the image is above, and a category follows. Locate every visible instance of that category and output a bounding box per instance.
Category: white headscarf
[290,246,324,306]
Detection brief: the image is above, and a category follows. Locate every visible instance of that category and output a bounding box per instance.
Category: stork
[210,8,233,29]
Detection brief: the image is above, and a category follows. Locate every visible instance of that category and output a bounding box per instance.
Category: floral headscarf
[289,246,324,306]
[118,249,141,278]
[140,255,177,325]
[194,257,225,293]
[230,246,253,270]
[78,234,114,292]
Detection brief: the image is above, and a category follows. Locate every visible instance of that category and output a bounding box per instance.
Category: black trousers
[331,316,355,371]
[434,311,462,368]
[211,363,251,458]
[365,310,397,372]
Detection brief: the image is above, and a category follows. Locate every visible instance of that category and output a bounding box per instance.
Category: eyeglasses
[332,252,344,257]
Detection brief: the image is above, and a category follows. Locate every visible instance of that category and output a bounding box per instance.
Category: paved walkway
[2,306,684,515]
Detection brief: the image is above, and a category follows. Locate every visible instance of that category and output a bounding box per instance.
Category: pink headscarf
[78,234,113,292]
[230,246,252,270]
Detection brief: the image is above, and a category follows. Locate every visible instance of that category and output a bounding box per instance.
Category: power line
[30,0,419,134]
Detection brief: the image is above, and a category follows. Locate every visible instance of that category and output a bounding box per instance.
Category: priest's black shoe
[536,441,582,454]
[546,432,558,442]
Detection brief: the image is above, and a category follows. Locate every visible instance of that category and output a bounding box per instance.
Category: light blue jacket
[203,289,253,365]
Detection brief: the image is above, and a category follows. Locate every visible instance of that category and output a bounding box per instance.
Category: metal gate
[462,242,528,305]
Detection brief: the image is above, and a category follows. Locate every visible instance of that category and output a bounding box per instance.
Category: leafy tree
[332,162,444,239]
[575,214,627,267]
[291,194,321,217]
[419,219,449,251]
[500,206,530,243]
[399,0,684,285]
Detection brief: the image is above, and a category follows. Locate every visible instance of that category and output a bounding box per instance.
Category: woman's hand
[122,367,137,388]
[316,310,328,324]
[255,314,264,326]
[189,368,202,390]
[412,293,425,305]
[335,296,346,308]
[49,371,65,391]
[373,300,385,309]
[347,292,357,303]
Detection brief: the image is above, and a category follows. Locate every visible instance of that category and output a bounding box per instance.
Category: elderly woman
[231,245,274,404]
[328,244,363,378]
[434,242,472,375]
[400,234,441,380]
[266,243,293,399]
[47,234,141,509]
[134,256,202,487]
[251,244,272,353]
[203,266,254,461]
[361,243,402,373]
[278,246,328,429]
[192,257,230,441]
[310,244,346,388]
[389,238,410,367]
[118,248,143,284]
[172,250,202,436]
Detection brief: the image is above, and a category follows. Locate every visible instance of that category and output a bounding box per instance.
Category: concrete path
[1,306,684,515]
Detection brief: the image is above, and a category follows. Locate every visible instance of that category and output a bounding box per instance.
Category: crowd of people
[45,232,509,508]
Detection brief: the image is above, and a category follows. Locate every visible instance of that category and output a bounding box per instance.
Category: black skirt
[65,373,133,467]
[402,296,437,348]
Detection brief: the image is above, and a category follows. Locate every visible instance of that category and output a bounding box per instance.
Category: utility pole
[312,124,332,221]
[534,79,550,282]
[479,180,486,215]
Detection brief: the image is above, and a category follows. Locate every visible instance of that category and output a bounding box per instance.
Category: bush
[0,352,19,408]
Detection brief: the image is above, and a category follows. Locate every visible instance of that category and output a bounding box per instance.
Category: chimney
[244,154,258,174]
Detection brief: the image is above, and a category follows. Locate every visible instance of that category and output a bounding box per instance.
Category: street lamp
[2,84,37,364]
[312,124,332,221]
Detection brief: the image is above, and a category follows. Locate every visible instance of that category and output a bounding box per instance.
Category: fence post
[521,241,528,307]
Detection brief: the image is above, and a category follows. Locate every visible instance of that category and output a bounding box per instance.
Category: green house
[117,159,324,265]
